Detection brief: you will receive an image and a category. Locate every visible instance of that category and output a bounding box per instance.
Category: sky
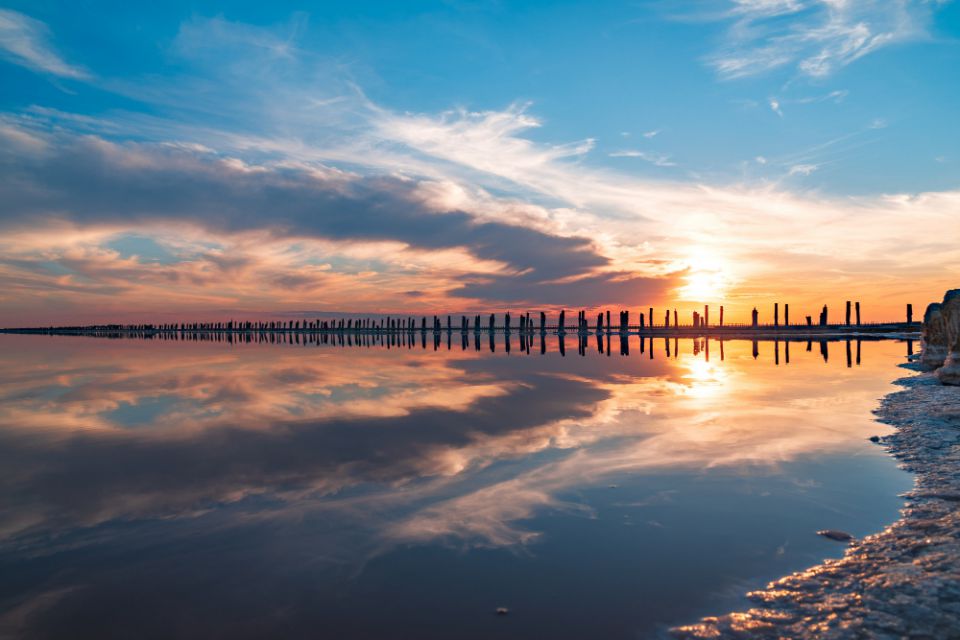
[0,0,958,325]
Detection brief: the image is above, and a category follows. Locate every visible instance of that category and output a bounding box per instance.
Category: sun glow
[677,252,732,302]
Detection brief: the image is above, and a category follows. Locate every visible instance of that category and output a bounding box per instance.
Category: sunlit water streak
[0,334,914,639]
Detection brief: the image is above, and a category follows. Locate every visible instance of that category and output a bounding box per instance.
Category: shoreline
[670,362,960,638]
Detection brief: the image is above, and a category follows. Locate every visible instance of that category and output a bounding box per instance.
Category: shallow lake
[0,333,915,639]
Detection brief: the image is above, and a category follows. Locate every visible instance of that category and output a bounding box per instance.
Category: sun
[677,252,732,302]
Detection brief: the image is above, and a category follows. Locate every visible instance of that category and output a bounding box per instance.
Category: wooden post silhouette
[774,303,779,327]
[806,315,812,327]
[751,307,758,327]
[907,303,913,324]
[855,301,861,326]
[719,306,724,327]
[704,305,709,328]
[820,305,828,326]
[639,312,645,329]
[673,309,678,327]
[559,310,566,333]
[540,311,546,333]
[784,303,789,326]
[845,301,851,326]
[664,310,670,328]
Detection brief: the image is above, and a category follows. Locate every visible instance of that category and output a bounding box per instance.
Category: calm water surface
[0,334,913,639]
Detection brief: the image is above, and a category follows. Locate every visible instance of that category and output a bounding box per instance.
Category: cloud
[768,97,783,117]
[709,0,941,79]
[608,149,677,166]
[0,128,677,313]
[0,13,957,322]
[0,9,88,79]
[788,163,818,176]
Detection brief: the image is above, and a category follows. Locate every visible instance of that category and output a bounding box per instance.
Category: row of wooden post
[13,304,918,336]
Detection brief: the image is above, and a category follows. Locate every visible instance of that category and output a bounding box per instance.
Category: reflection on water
[0,335,913,639]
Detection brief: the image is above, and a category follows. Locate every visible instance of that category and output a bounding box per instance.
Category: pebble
[818,530,854,542]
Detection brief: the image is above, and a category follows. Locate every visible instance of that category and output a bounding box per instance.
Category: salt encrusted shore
[671,363,960,639]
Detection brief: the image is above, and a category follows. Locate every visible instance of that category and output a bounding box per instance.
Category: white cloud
[788,162,818,176]
[710,0,940,79]
[609,149,677,166]
[768,97,784,116]
[0,9,88,79]
[642,129,661,138]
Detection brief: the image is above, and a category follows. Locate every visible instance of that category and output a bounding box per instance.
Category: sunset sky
[1,0,958,325]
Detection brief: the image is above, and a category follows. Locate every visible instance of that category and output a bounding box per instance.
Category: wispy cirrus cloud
[710,0,942,79]
[608,149,677,166]
[0,9,88,79]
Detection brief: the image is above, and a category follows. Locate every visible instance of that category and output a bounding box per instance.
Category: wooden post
[774,303,779,327]
[845,300,851,326]
[704,305,709,328]
[673,309,678,327]
[821,305,828,326]
[855,301,861,326]
[907,303,913,324]
[649,308,654,328]
[751,308,758,327]
[606,310,611,332]
[665,310,670,328]
[639,312,645,329]
[559,310,566,333]
[784,303,789,326]
[806,315,812,327]
[540,311,546,333]
[719,306,724,327]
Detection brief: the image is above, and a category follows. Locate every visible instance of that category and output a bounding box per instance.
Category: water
[0,333,914,639]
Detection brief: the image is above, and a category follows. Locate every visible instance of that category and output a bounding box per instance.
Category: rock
[920,302,948,370]
[818,530,854,542]
[936,289,960,385]
[869,436,881,443]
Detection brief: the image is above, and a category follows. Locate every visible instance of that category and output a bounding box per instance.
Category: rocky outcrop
[936,290,960,385]
[921,302,948,369]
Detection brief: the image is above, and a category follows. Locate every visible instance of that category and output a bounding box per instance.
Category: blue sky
[0,1,958,323]
[5,0,958,193]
